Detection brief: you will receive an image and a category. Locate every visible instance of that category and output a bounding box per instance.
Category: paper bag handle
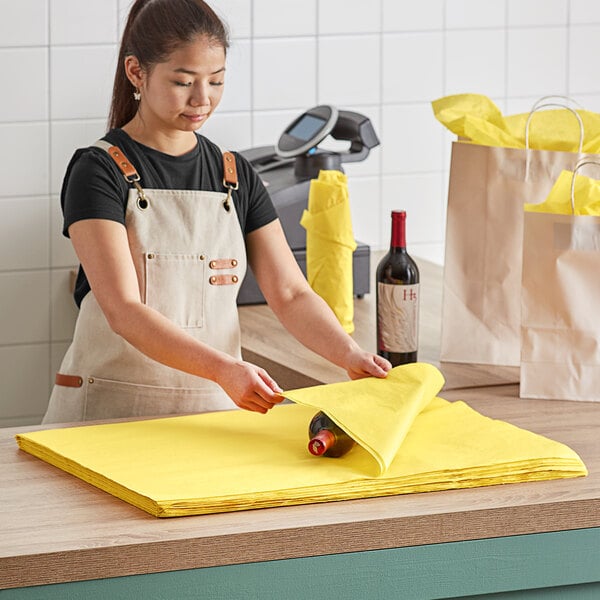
[525,103,584,153]
[530,95,583,112]
[570,159,600,214]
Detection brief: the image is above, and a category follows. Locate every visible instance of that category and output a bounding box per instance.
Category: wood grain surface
[1,255,598,590]
[1,386,598,590]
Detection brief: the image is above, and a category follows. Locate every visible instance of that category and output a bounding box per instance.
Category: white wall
[2,0,600,426]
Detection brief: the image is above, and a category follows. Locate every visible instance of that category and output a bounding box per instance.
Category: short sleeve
[233,151,278,234]
[61,148,129,237]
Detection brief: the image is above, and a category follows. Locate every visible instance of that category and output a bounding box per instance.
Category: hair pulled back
[109,0,229,129]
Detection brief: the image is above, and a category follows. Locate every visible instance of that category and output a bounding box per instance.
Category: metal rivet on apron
[210,276,217,284]
[231,259,238,267]
[147,253,155,259]
[232,275,239,283]
[209,260,217,269]
[88,378,94,384]
[199,254,205,260]
[225,155,233,162]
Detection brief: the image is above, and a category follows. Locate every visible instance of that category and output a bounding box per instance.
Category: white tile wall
[381,104,445,174]
[507,28,567,98]
[0,271,51,346]
[0,344,51,427]
[445,0,506,29]
[201,111,253,150]
[1,0,600,425]
[569,26,600,95]
[50,45,117,120]
[318,0,380,34]
[0,123,49,197]
[253,38,316,109]
[382,0,444,32]
[254,0,316,37]
[507,0,568,27]
[251,109,302,147]
[50,269,78,342]
[0,48,48,122]
[0,197,49,271]
[347,177,382,248]
[445,29,506,97]
[210,0,252,38]
[382,33,444,103]
[218,39,252,112]
[0,0,48,47]
[569,0,600,24]
[318,35,380,105]
[50,0,118,45]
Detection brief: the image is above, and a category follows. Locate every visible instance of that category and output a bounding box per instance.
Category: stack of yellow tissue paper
[432,93,600,152]
[300,170,357,333]
[16,363,587,517]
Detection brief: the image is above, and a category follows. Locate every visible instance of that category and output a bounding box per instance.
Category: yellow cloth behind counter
[432,93,600,153]
[300,170,357,333]
[16,364,587,517]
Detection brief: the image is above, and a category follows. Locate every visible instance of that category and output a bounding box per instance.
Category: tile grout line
[47,0,54,396]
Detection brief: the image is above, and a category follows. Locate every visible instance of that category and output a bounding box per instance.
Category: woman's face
[136,36,226,134]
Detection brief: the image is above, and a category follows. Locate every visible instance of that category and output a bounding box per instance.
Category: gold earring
[133,88,141,101]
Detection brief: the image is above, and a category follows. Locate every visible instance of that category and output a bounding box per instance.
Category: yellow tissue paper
[16,363,587,517]
[300,170,357,333]
[525,170,600,216]
[285,363,444,475]
[432,93,600,153]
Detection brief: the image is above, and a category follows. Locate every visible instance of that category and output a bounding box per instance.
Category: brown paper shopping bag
[440,102,594,366]
[521,161,600,401]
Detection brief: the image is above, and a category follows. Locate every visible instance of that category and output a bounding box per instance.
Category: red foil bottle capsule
[308,411,355,458]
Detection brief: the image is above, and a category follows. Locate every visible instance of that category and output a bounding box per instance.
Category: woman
[43,0,390,424]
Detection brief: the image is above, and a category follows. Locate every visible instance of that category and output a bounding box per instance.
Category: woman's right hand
[215,360,284,414]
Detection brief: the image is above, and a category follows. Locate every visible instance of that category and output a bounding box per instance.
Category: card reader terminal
[238,105,379,305]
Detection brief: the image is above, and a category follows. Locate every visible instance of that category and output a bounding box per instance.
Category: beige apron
[43,141,245,423]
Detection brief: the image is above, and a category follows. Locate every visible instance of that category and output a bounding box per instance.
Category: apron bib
[43,141,246,423]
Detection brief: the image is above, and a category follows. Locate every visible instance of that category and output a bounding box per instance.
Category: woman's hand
[215,360,284,414]
[344,349,392,381]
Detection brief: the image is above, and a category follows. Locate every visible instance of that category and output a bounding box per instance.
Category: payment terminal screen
[287,114,327,141]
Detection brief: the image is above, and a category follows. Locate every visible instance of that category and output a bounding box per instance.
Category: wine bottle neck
[390,211,407,251]
[308,430,336,456]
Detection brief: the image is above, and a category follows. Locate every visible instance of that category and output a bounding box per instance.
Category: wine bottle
[376,210,420,366]
[307,411,355,458]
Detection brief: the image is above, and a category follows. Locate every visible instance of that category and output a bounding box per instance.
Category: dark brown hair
[108,0,229,129]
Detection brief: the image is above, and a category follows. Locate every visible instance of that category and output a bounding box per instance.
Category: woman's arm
[68,218,283,413]
[246,220,390,379]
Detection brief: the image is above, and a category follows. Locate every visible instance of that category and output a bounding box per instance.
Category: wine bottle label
[377,283,419,352]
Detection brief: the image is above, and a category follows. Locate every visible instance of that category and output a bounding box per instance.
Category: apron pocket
[144,252,205,328]
[83,377,235,421]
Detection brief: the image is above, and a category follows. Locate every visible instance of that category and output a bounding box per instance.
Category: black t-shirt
[62,129,277,306]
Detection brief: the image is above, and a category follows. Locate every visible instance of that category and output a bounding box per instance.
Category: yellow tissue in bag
[525,170,600,215]
[432,93,600,153]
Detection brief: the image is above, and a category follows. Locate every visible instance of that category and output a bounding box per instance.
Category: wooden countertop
[1,253,598,590]
[1,389,598,590]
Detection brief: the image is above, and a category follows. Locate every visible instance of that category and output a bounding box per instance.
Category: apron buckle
[223,185,235,212]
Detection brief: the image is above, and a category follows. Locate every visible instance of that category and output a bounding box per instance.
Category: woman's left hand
[344,349,392,380]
